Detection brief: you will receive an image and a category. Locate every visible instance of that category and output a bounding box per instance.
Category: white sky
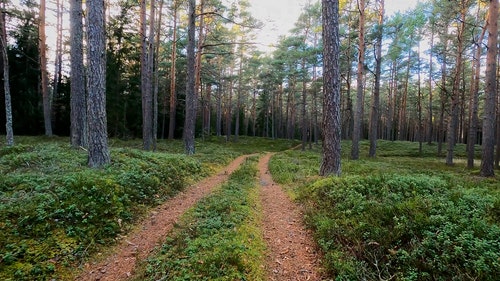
[248,0,420,52]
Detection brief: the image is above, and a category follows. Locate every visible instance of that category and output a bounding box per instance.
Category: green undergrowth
[135,156,266,281]
[269,140,500,281]
[0,141,201,280]
[0,136,294,280]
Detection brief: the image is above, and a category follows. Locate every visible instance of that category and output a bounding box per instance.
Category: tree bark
[351,0,364,160]
[168,0,178,140]
[154,0,164,146]
[398,48,411,141]
[39,0,52,136]
[467,19,487,168]
[1,4,13,146]
[320,0,341,176]
[369,0,384,157]
[70,0,87,148]
[52,0,63,132]
[149,0,157,150]
[427,32,434,145]
[496,56,500,169]
[446,3,466,165]
[480,0,498,177]
[141,0,154,150]
[437,38,448,157]
[184,0,197,154]
[86,0,110,167]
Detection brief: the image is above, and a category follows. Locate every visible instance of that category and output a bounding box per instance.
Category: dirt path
[258,153,324,281]
[76,155,251,281]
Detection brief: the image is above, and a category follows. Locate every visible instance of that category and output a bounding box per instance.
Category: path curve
[76,154,251,281]
[258,153,324,281]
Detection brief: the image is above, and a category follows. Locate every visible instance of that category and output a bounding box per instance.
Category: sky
[247,0,420,52]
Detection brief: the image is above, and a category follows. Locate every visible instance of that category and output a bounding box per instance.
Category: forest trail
[258,153,324,281]
[77,152,323,280]
[76,154,251,281]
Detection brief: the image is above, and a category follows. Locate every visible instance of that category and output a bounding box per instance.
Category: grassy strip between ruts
[134,155,266,281]
[269,141,500,281]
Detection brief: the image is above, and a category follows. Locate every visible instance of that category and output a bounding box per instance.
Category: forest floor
[76,152,323,281]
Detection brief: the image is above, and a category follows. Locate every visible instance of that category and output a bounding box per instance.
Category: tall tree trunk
[320,0,341,176]
[195,0,205,108]
[351,0,364,160]
[438,39,448,157]
[141,0,154,150]
[369,0,384,157]
[52,0,63,132]
[225,75,233,142]
[427,32,434,145]
[480,0,498,177]
[70,0,87,148]
[234,48,243,142]
[467,20,487,168]
[398,48,411,141]
[184,0,196,154]
[39,0,52,136]
[417,43,423,154]
[148,1,163,151]
[252,89,257,136]
[301,60,308,151]
[216,82,222,136]
[496,57,500,169]
[203,83,211,137]
[386,62,396,140]
[446,4,466,165]
[153,0,166,142]
[168,1,178,140]
[1,4,13,146]
[87,0,110,167]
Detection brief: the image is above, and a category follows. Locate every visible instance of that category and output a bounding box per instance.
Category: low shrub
[0,140,202,280]
[308,175,500,280]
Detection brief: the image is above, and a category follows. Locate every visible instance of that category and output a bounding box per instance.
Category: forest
[1,0,498,171]
[0,0,499,280]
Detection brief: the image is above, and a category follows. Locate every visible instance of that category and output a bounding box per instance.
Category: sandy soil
[258,153,325,281]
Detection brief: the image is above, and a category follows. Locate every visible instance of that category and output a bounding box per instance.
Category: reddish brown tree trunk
[351,0,365,160]
[320,0,341,176]
[480,0,498,176]
[86,0,110,167]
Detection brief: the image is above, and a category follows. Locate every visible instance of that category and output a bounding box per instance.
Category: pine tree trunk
[398,48,411,141]
[154,0,164,143]
[184,0,197,154]
[369,0,383,157]
[168,1,178,140]
[1,5,13,146]
[52,0,63,132]
[427,32,434,145]
[351,0,364,160]
[70,0,87,148]
[39,0,52,136]
[141,0,154,150]
[446,5,466,166]
[496,60,500,169]
[320,0,341,176]
[467,21,486,168]
[86,0,110,167]
[480,0,498,177]
[417,43,423,154]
